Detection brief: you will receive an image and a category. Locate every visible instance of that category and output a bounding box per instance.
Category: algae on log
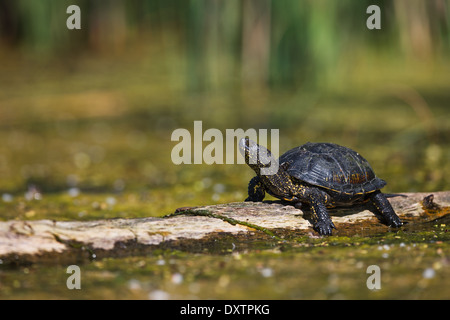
[0,191,449,264]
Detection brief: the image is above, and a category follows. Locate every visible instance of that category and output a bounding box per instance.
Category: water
[0,50,449,300]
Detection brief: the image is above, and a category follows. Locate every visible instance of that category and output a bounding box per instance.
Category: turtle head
[239,138,279,176]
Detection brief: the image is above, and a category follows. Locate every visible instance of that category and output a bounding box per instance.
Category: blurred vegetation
[1,0,450,301]
[0,0,449,221]
[1,0,449,88]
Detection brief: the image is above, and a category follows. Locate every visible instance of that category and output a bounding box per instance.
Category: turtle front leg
[303,188,336,236]
[246,176,265,202]
[370,191,403,228]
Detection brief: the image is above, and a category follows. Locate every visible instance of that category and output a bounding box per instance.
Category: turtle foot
[313,220,336,236]
[386,215,403,228]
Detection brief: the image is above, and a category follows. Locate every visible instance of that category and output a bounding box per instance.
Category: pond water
[0,51,449,300]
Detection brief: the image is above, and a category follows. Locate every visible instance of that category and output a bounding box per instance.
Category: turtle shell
[279,142,386,195]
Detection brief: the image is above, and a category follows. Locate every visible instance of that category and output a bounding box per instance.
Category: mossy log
[1,191,449,264]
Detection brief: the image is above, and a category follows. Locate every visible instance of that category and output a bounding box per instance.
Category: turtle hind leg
[370,191,403,228]
[246,176,265,202]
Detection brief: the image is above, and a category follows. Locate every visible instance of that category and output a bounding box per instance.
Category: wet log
[1,191,449,264]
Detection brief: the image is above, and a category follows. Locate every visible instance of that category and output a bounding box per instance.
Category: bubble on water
[128,279,142,291]
[2,193,13,203]
[25,185,42,201]
[259,267,273,278]
[106,196,117,206]
[212,193,220,201]
[171,273,183,284]
[422,268,435,279]
[148,290,170,300]
[74,152,91,169]
[156,259,165,266]
[68,187,80,197]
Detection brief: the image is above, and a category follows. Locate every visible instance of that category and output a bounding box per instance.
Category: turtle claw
[313,220,335,236]
[379,210,403,228]
[387,216,403,228]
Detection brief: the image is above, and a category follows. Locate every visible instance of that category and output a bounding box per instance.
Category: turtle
[239,138,403,235]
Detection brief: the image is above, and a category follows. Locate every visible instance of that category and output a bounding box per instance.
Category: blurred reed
[0,0,448,90]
